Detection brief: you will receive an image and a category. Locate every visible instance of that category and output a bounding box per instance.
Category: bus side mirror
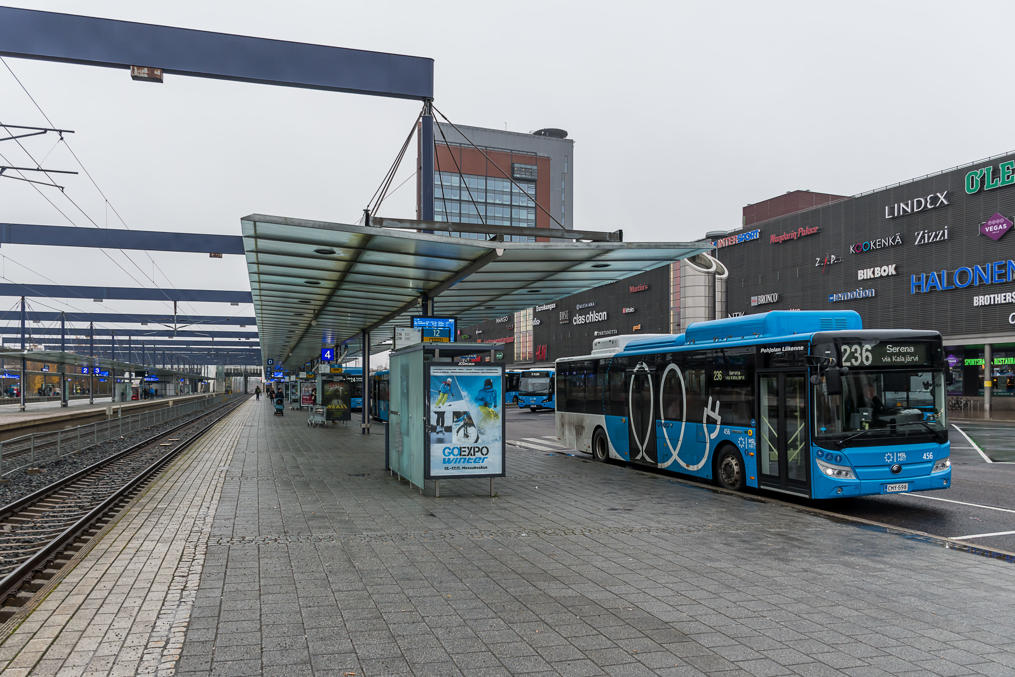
[826,368,843,396]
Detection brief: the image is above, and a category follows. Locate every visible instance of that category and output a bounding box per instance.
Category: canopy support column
[362,330,370,435]
[89,321,94,405]
[19,296,26,412]
[60,311,67,407]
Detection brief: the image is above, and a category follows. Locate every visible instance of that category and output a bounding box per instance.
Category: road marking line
[511,440,562,451]
[952,424,992,463]
[950,530,1015,540]
[903,492,1015,514]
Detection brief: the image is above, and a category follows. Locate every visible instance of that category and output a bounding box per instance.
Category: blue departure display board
[412,316,456,343]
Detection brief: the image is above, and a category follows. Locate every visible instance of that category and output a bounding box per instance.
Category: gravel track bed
[0,397,245,508]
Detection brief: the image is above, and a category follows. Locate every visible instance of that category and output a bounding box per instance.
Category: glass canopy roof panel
[242,214,711,370]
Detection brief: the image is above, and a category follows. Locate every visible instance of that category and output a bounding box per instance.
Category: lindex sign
[981,213,1013,241]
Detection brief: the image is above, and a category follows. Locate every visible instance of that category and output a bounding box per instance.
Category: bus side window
[608,358,627,417]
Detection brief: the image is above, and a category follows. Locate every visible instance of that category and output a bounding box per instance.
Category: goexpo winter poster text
[427,365,504,478]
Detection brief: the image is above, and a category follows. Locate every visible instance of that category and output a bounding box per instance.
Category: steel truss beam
[0,284,251,304]
[0,311,256,326]
[0,223,244,254]
[0,7,433,100]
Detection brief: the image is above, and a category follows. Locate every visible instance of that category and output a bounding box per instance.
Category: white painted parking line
[950,530,1015,541]
[511,439,562,451]
[952,424,992,463]
[903,492,1015,514]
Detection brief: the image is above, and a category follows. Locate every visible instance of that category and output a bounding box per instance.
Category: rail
[0,394,226,476]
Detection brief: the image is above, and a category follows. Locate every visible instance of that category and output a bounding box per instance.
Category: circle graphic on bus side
[658,363,707,471]
[628,362,654,461]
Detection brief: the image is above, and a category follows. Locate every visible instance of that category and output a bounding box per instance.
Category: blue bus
[370,370,389,421]
[336,367,365,410]
[517,368,556,411]
[555,311,951,499]
[505,369,522,405]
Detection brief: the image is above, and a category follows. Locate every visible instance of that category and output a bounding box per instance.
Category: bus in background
[505,369,522,405]
[556,311,950,500]
[517,368,556,411]
[338,367,365,410]
[370,370,389,421]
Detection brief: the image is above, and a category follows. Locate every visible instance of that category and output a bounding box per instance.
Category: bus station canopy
[241,214,713,371]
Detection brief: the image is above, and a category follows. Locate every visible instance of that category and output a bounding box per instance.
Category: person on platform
[255,385,261,401]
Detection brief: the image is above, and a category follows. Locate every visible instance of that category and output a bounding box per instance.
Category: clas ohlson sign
[910,258,1015,294]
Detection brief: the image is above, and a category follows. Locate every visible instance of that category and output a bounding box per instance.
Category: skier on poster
[454,411,478,443]
[475,378,499,434]
[435,378,453,407]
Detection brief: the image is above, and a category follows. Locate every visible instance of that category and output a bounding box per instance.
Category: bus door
[757,371,809,494]
[627,361,657,465]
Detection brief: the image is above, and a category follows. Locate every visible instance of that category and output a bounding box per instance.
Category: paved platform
[2,399,1014,676]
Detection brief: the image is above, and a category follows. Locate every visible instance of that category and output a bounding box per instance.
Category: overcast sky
[2,0,1013,349]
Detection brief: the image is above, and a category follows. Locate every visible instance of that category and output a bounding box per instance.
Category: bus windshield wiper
[836,427,878,447]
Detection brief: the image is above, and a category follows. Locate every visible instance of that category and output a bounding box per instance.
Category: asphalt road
[503,406,1015,555]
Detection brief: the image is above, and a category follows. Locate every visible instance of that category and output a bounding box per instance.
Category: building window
[511,163,538,181]
[670,261,681,333]
[514,308,533,362]
[434,171,536,241]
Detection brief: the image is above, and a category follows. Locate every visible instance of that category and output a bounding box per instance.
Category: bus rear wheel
[715,446,745,491]
[592,428,609,462]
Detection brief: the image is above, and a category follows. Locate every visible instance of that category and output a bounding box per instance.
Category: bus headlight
[816,458,856,480]
[932,458,951,473]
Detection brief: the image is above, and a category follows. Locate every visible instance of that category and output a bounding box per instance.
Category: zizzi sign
[713,228,760,248]
[850,233,902,254]
[884,191,949,219]
[858,264,898,280]
[913,227,948,246]
[750,293,779,307]
[770,225,819,244]
[573,310,608,325]
[965,160,1015,195]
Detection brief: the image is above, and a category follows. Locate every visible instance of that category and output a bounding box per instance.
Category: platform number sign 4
[321,348,334,362]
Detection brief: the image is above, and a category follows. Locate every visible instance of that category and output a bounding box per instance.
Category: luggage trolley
[307,405,327,427]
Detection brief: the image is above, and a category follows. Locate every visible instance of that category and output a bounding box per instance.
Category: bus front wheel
[592,428,610,462]
[715,445,745,492]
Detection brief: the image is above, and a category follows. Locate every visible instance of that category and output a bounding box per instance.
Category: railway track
[0,394,247,625]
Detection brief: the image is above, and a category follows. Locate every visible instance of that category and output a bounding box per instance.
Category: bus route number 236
[840,344,872,367]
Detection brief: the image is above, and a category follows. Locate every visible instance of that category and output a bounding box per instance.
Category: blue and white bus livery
[555,310,950,499]
[516,369,555,411]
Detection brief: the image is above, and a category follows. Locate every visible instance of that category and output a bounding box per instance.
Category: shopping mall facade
[457,149,1015,411]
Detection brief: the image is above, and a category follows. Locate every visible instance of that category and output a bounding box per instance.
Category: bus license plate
[884,483,908,493]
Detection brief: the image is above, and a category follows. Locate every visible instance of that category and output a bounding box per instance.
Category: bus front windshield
[519,376,551,394]
[813,370,946,441]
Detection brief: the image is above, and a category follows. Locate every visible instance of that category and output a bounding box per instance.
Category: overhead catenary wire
[368,108,424,217]
[1,58,206,317]
[433,121,486,227]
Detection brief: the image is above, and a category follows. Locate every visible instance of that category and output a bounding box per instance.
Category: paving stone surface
[186,403,1015,675]
[0,400,244,676]
[3,399,1015,676]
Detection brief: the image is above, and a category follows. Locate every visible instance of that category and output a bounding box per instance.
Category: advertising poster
[300,381,316,407]
[321,379,351,421]
[427,365,504,478]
